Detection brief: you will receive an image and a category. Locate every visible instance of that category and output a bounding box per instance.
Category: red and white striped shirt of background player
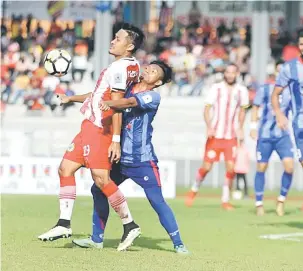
[204,81,249,139]
[80,57,140,128]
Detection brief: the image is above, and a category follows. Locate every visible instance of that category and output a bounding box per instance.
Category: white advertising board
[0,157,176,198]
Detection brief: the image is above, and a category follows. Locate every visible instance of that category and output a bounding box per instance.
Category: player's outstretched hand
[57,94,70,105]
[100,102,110,111]
[250,129,258,140]
[276,113,288,130]
[108,142,121,163]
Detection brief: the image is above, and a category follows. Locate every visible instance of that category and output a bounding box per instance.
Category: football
[44,49,72,77]
[232,190,243,200]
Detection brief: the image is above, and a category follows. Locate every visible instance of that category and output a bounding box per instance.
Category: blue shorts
[256,135,294,163]
[109,162,161,189]
[293,128,303,162]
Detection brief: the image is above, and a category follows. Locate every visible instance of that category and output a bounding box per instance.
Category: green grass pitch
[2,192,303,271]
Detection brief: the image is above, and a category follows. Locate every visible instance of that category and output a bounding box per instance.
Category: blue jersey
[275,58,303,130]
[120,85,160,166]
[253,83,291,139]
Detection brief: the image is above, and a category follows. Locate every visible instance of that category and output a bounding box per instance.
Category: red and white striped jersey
[80,57,140,128]
[204,81,249,139]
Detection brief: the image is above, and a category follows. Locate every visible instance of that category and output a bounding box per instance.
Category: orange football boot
[185,191,197,207]
[221,202,234,211]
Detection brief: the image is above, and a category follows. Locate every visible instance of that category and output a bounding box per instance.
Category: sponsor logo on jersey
[67,143,75,152]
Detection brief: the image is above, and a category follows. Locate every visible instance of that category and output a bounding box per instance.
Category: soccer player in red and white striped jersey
[38,24,144,248]
[186,63,249,210]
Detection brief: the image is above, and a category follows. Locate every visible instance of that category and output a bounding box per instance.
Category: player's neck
[133,81,154,93]
[114,54,133,61]
[223,81,236,89]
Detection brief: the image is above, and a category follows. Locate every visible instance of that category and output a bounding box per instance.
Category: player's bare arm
[57,92,92,104]
[204,105,214,138]
[271,86,288,130]
[100,97,138,111]
[109,91,124,163]
[250,105,259,140]
[238,106,246,140]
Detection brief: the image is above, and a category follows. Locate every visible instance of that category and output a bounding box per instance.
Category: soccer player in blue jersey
[72,61,189,254]
[272,33,303,210]
[250,61,294,216]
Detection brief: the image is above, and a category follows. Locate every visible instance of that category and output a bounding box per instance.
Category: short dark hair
[121,23,145,53]
[276,59,285,67]
[225,62,239,71]
[150,60,173,85]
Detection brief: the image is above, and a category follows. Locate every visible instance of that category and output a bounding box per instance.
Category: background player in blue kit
[272,33,303,210]
[250,61,294,216]
[72,61,189,254]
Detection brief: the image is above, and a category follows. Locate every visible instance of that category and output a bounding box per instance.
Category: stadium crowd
[1,1,301,113]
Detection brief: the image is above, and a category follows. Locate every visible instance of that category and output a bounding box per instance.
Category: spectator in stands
[26,14,33,36]
[4,42,20,77]
[189,66,205,96]
[49,18,62,40]
[230,40,250,81]
[1,70,12,103]
[12,71,30,104]
[158,1,173,37]
[245,23,252,46]
[1,18,7,37]
[188,1,201,31]
[217,20,227,39]
[42,75,60,108]
[72,41,88,82]
[24,76,43,111]
[35,22,44,36]
[15,54,29,74]
[62,23,75,48]
[74,20,83,39]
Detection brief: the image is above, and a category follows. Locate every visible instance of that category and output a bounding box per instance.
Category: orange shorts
[63,119,113,169]
[203,138,237,163]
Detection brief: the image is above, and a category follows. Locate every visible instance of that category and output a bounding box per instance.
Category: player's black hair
[225,62,239,71]
[121,23,145,53]
[150,60,173,85]
[276,59,285,67]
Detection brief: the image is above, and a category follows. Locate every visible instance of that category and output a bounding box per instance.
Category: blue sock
[91,183,109,243]
[144,186,183,247]
[92,207,105,243]
[254,171,265,203]
[280,172,293,198]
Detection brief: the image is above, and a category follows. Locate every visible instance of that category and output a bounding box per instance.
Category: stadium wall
[1,97,303,192]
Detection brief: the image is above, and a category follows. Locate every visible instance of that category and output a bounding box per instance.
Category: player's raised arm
[101,91,161,111]
[100,97,138,111]
[57,92,91,104]
[272,64,289,130]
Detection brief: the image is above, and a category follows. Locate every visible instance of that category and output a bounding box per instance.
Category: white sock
[221,184,230,203]
[59,186,76,221]
[278,195,286,202]
[255,201,263,207]
[191,181,201,193]
[108,189,133,225]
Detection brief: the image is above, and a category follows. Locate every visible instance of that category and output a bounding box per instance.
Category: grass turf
[1,194,303,271]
